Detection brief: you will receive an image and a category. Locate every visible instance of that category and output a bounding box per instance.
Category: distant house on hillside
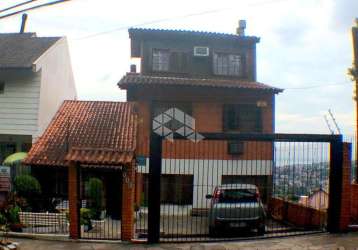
[0,33,77,162]
[299,188,328,210]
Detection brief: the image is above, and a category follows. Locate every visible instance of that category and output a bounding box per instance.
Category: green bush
[85,178,104,220]
[14,175,41,198]
[0,213,6,226]
[80,208,92,226]
[7,206,21,224]
[14,175,41,211]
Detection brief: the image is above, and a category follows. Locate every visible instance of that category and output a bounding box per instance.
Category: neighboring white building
[0,33,77,162]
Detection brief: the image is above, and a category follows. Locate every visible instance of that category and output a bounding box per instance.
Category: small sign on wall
[0,166,10,176]
[136,156,147,166]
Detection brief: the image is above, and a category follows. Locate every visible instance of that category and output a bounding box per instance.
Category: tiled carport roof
[24,101,137,167]
[118,73,283,93]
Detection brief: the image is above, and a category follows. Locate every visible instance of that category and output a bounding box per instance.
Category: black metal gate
[79,167,122,240]
[143,133,343,243]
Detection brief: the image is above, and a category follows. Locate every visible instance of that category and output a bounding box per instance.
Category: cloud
[330,0,358,32]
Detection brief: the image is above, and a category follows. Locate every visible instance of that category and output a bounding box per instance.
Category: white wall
[34,37,77,141]
[0,70,41,137]
[138,158,273,208]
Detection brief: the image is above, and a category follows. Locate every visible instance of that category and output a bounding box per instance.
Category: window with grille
[213,53,243,76]
[223,104,262,132]
[152,49,170,71]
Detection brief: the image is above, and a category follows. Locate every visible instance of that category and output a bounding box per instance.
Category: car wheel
[257,224,265,236]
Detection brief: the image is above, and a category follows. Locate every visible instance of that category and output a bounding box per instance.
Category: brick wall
[133,87,274,159]
[121,162,135,241]
[351,184,358,224]
[268,197,326,228]
[339,143,351,231]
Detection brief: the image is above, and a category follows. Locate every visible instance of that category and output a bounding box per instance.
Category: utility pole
[351,18,358,181]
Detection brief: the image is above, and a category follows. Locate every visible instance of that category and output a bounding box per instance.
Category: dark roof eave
[118,81,283,94]
[0,66,33,70]
[128,28,260,43]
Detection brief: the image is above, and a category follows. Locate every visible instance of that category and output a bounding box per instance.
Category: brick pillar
[68,161,80,239]
[339,142,352,231]
[121,162,135,241]
[351,184,358,223]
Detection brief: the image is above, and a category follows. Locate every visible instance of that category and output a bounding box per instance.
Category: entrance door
[105,171,122,220]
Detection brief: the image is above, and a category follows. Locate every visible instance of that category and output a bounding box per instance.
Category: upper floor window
[223,104,262,132]
[152,49,170,72]
[0,82,4,94]
[213,53,243,76]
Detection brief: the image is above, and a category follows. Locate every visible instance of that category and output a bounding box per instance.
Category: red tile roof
[24,101,137,167]
[118,73,283,93]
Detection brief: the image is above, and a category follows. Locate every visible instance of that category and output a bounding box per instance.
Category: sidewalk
[10,233,358,250]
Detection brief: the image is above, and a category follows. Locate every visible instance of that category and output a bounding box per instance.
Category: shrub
[0,213,6,227]
[14,175,41,198]
[80,208,92,226]
[7,206,21,224]
[14,175,41,211]
[86,178,104,220]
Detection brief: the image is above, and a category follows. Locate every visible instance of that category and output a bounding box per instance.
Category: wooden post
[68,161,80,239]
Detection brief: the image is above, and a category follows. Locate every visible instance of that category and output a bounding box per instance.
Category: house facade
[0,33,77,162]
[118,27,283,210]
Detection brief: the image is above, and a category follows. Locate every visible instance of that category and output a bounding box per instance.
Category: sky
[0,0,357,135]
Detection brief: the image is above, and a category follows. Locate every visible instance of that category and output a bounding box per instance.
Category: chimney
[20,13,28,34]
[236,20,246,36]
[130,64,137,73]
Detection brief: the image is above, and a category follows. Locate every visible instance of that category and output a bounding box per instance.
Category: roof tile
[118,73,283,93]
[24,101,137,167]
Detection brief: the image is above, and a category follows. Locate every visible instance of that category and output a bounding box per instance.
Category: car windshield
[218,189,257,203]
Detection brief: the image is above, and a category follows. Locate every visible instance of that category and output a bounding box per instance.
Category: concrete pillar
[68,161,80,239]
[121,163,135,241]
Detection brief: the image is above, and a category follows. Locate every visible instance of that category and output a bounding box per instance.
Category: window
[213,53,243,76]
[223,104,262,132]
[169,51,188,73]
[152,49,170,71]
[152,49,188,73]
[0,143,16,163]
[141,174,193,205]
[0,82,4,94]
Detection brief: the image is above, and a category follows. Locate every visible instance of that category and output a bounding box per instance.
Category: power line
[283,81,352,90]
[0,0,71,20]
[75,0,293,41]
[0,0,38,14]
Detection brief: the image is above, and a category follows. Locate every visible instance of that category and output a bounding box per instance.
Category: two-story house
[0,33,77,162]
[118,26,283,211]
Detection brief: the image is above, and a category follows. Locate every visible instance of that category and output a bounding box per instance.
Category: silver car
[206,184,266,236]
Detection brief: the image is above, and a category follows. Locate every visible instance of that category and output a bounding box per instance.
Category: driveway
[11,233,358,250]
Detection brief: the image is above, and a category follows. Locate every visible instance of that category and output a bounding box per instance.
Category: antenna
[323,115,335,134]
[328,109,342,134]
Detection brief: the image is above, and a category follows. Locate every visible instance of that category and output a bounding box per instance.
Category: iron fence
[140,133,343,243]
